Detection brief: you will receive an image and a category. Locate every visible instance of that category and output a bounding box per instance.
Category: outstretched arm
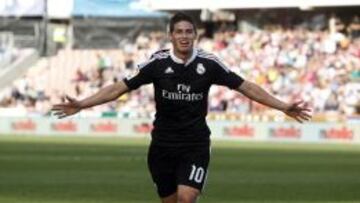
[52,81,129,118]
[237,80,311,123]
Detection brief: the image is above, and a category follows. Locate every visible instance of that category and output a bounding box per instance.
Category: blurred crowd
[0,15,359,119]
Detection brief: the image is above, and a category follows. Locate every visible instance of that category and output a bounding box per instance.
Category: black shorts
[147,143,210,198]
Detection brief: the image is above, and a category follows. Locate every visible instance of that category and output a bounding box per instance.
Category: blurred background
[0,0,359,141]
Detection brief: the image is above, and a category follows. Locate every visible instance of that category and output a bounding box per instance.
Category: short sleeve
[211,58,244,89]
[123,58,156,90]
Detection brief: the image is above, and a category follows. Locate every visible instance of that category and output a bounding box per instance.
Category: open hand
[51,95,82,119]
[284,101,312,123]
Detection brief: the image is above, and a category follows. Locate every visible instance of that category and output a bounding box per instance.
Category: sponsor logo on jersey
[162,83,203,101]
[196,63,206,75]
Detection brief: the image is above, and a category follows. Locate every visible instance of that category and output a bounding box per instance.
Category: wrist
[281,103,291,112]
[78,100,86,109]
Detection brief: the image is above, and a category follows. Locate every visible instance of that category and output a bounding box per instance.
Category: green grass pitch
[1,135,360,203]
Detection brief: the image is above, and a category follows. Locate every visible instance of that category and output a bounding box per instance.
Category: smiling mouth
[179,41,190,46]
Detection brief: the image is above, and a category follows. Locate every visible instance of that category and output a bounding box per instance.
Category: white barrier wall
[0,117,359,144]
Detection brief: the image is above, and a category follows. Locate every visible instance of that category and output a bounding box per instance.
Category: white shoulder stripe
[152,51,170,59]
[138,57,156,70]
[197,52,230,73]
[138,51,169,70]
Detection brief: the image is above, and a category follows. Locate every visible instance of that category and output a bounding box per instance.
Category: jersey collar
[170,48,198,66]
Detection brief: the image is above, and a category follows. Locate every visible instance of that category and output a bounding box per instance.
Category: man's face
[170,21,196,55]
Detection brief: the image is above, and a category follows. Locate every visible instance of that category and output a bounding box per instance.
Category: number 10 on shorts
[189,165,205,183]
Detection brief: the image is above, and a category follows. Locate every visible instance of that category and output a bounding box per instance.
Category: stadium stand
[0,26,359,120]
[0,1,359,121]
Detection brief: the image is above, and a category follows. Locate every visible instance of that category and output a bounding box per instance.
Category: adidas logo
[165,67,174,74]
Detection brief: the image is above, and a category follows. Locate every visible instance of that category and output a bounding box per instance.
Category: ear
[166,25,171,40]
[168,31,173,42]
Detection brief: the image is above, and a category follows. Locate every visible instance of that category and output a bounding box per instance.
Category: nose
[179,33,188,39]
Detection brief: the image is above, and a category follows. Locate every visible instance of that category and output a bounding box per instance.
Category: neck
[174,49,193,63]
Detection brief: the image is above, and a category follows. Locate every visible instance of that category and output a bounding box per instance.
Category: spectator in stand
[347,15,360,39]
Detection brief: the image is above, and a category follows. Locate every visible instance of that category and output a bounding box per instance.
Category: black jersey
[124,48,244,146]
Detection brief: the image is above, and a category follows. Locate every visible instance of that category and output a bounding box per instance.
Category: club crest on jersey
[196,63,206,75]
[165,67,174,74]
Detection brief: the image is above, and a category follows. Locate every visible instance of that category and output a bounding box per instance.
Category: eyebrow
[175,28,194,31]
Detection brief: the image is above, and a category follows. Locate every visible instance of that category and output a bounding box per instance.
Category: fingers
[294,116,303,123]
[298,104,312,112]
[293,100,304,106]
[51,104,66,111]
[302,112,312,120]
[53,110,66,118]
[299,113,311,121]
[52,95,76,109]
[289,102,312,118]
[51,97,77,111]
[58,113,69,119]
[301,107,312,112]
[53,111,63,116]
[65,95,76,102]
[286,108,312,123]
[292,101,311,111]
[52,110,71,119]
[291,114,306,123]
[292,111,312,123]
[50,95,79,119]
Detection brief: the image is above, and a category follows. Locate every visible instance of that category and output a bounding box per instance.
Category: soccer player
[52,12,311,203]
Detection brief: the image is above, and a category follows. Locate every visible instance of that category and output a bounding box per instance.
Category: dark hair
[169,12,197,34]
